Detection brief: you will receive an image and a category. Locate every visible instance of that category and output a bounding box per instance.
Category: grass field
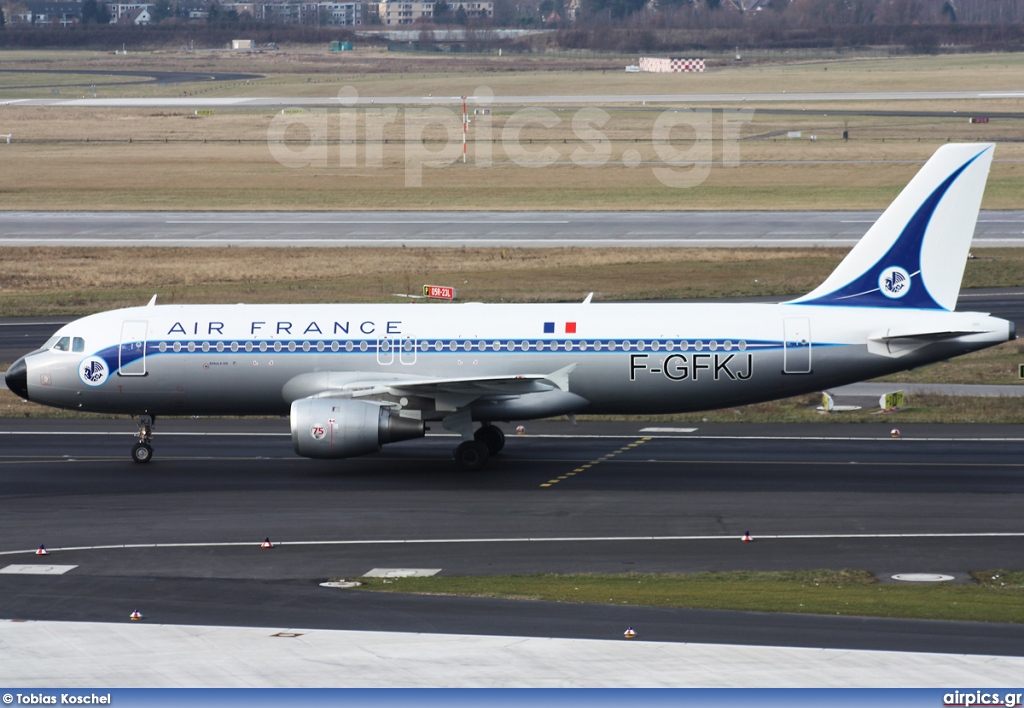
[1,139,1021,211]
[354,569,1024,624]
[4,246,1024,316]
[1,50,1022,210]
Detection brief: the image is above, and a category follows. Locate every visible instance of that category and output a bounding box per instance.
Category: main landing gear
[131,414,155,464]
[453,423,506,472]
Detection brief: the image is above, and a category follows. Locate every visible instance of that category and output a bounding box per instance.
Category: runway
[1,210,1022,248]
[1,418,1023,667]
[5,89,1024,108]
[0,69,264,91]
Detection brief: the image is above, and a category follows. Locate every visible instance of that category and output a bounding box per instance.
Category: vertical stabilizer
[788,143,994,311]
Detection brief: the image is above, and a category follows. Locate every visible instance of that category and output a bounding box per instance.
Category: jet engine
[290,397,425,459]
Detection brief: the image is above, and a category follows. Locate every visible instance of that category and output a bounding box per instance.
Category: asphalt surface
[0,210,1021,248]
[0,318,72,364]
[1,419,1023,656]
[5,89,1024,107]
[0,69,264,91]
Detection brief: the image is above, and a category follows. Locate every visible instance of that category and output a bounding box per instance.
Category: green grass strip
[354,570,1024,624]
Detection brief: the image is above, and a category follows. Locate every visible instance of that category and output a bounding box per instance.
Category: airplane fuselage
[16,301,1012,420]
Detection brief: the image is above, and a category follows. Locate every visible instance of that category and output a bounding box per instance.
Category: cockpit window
[53,337,71,352]
[42,336,60,350]
[72,337,85,353]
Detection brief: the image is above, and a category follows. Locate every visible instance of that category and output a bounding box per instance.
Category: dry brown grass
[1,138,1021,211]
[5,101,1023,143]
[0,246,852,316]
[2,245,1023,317]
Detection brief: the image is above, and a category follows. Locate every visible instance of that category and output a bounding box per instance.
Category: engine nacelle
[290,397,425,459]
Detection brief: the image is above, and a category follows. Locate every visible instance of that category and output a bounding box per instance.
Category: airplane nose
[5,357,28,400]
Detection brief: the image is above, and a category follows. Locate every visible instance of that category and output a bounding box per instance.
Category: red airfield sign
[423,285,456,300]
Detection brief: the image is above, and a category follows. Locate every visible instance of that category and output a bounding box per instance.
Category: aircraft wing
[284,365,577,412]
[343,365,573,394]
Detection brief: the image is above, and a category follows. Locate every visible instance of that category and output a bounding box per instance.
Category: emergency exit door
[783,317,811,374]
[119,320,148,376]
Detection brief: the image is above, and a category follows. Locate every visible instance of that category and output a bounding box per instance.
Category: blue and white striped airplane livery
[5,143,1014,469]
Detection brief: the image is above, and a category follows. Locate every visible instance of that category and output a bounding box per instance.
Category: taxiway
[0,210,1022,248]
[1,419,1022,661]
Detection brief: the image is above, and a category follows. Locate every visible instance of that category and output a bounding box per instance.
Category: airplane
[4,142,1015,470]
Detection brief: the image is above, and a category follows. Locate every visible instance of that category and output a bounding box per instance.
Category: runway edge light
[35,544,48,556]
[261,537,274,549]
[741,531,753,543]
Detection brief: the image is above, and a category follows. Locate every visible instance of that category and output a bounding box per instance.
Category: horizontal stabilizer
[867,326,994,358]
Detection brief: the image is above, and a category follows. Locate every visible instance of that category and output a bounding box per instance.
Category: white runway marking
[166,220,572,225]
[0,564,77,574]
[3,532,1022,557]
[639,427,699,433]
[363,568,442,578]
[0,238,868,247]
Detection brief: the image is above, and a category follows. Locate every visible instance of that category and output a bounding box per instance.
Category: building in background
[447,1,493,19]
[105,1,153,21]
[377,0,433,24]
[11,1,82,25]
[256,0,362,24]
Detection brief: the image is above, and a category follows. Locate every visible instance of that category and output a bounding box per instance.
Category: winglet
[544,364,577,392]
[582,293,594,304]
[147,294,158,307]
[788,143,994,311]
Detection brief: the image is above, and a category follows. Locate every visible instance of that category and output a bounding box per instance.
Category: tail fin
[788,143,994,311]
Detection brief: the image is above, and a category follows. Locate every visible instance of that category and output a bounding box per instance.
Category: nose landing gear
[132,414,155,463]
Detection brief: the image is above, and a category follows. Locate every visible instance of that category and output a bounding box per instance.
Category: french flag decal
[544,322,577,334]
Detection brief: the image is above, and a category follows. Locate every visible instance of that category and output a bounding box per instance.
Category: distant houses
[107,1,152,22]
[376,0,494,25]
[255,1,364,25]
[3,0,499,26]
[10,1,85,26]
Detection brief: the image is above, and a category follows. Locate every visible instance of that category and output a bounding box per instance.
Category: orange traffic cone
[741,531,753,543]
[130,609,143,621]
[623,627,637,639]
[261,537,273,549]
[35,544,48,556]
